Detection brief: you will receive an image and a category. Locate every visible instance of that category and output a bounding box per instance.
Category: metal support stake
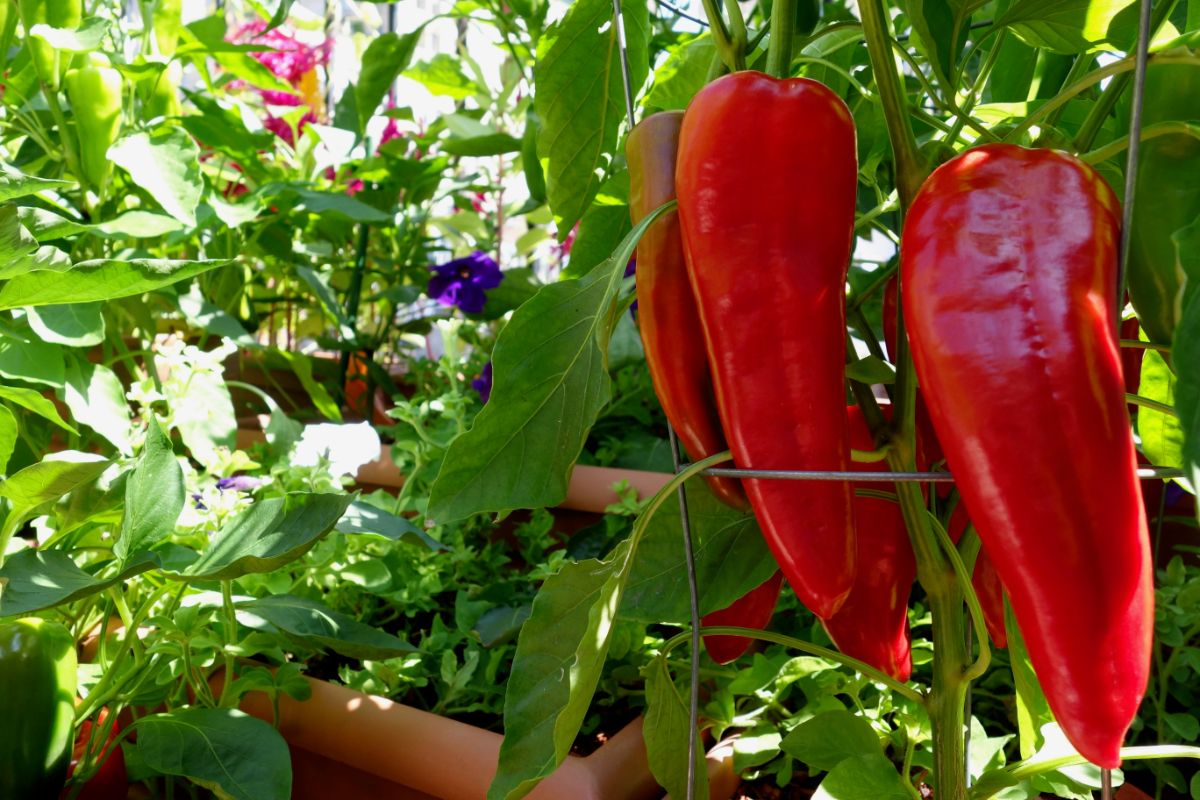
[1115,0,1154,331]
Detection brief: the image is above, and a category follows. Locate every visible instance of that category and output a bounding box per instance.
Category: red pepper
[822,406,914,681]
[676,71,859,620]
[625,111,747,510]
[902,143,1153,768]
[62,708,127,800]
[701,571,784,664]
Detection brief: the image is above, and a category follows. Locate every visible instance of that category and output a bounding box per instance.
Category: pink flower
[261,89,304,106]
[231,21,330,85]
[381,117,402,145]
[346,179,364,196]
[264,109,318,145]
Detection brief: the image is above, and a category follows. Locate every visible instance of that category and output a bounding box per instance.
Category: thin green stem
[661,626,925,703]
[1082,121,1200,165]
[217,580,240,707]
[765,0,795,77]
[970,745,1200,800]
[928,517,991,682]
[1127,392,1179,417]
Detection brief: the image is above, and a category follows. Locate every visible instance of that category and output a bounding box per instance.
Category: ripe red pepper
[626,111,747,510]
[701,571,784,664]
[822,406,914,681]
[676,71,859,620]
[902,143,1153,768]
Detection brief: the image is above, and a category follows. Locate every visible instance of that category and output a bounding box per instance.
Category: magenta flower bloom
[231,21,330,85]
[261,89,304,106]
[427,252,504,314]
[471,362,493,404]
[216,475,264,492]
[264,109,318,144]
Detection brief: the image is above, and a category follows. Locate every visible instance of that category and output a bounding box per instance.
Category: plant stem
[765,0,795,77]
[858,0,925,211]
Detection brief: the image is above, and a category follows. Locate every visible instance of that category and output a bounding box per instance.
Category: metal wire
[612,0,638,125]
[654,0,709,27]
[1116,0,1155,330]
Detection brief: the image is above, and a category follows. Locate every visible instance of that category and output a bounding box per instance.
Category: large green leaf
[26,303,105,347]
[0,549,160,615]
[136,709,291,800]
[62,359,133,454]
[811,752,911,800]
[0,258,230,309]
[109,129,203,226]
[405,54,477,100]
[563,170,630,278]
[170,367,236,470]
[533,0,649,234]
[780,710,882,772]
[644,35,715,111]
[115,417,184,562]
[0,406,15,473]
[1174,220,1200,496]
[0,167,70,202]
[356,30,423,133]
[907,0,966,86]
[997,0,1138,54]
[334,499,445,551]
[428,204,664,521]
[488,538,633,800]
[643,655,709,799]
[237,595,417,659]
[0,384,76,433]
[1138,345,1184,469]
[0,336,64,387]
[1006,600,1053,758]
[621,481,777,623]
[176,493,354,580]
[0,451,110,516]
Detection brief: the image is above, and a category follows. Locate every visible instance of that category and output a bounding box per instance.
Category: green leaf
[176,493,354,580]
[1166,713,1200,741]
[997,0,1138,54]
[284,187,390,223]
[521,109,546,205]
[488,538,633,800]
[1138,345,1184,469]
[0,406,16,472]
[441,132,522,157]
[780,710,882,773]
[109,129,203,226]
[0,451,109,516]
[17,207,88,242]
[0,258,231,309]
[95,211,185,239]
[28,17,108,50]
[645,35,715,111]
[1173,219,1200,497]
[643,656,709,799]
[334,499,446,551]
[405,53,476,99]
[0,166,71,202]
[0,336,64,387]
[0,549,160,615]
[136,709,291,800]
[621,480,777,623]
[26,302,105,346]
[62,359,133,454]
[116,417,183,562]
[811,752,912,800]
[237,595,417,659]
[356,30,423,133]
[906,0,963,86]
[846,355,897,385]
[1006,599,1053,758]
[733,727,784,771]
[563,170,630,278]
[0,384,76,433]
[274,350,342,422]
[533,0,649,233]
[170,367,236,470]
[428,202,663,521]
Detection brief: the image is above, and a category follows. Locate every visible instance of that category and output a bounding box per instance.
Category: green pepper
[151,0,181,57]
[138,59,181,119]
[0,618,78,799]
[17,0,81,90]
[64,53,124,195]
[1123,33,1200,346]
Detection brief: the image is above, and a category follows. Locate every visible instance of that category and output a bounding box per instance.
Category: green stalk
[765,0,796,78]
[858,0,925,210]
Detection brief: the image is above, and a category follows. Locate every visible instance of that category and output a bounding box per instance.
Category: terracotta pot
[232,676,664,800]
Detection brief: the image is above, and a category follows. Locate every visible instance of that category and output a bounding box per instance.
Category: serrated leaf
[428,201,666,521]
[237,594,417,659]
[533,0,649,234]
[0,258,231,309]
[175,493,354,580]
[136,709,291,800]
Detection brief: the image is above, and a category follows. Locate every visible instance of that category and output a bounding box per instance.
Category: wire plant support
[608,0,1160,796]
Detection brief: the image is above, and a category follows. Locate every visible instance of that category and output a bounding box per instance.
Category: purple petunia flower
[427,252,504,314]
[216,475,264,492]
[471,362,493,404]
[624,256,638,314]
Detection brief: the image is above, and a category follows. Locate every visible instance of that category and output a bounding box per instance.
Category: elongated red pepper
[676,71,859,620]
[626,111,747,510]
[702,571,784,664]
[823,406,914,681]
[902,143,1153,768]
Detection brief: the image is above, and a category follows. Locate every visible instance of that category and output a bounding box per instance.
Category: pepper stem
[765,0,796,78]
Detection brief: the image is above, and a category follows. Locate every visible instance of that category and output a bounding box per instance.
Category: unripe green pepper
[1122,33,1200,345]
[138,59,181,118]
[65,53,123,193]
[151,0,181,56]
[17,0,81,89]
[0,618,78,799]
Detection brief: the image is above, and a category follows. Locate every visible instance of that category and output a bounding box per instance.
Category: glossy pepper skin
[676,71,859,620]
[822,406,914,681]
[0,617,78,798]
[626,111,747,510]
[1122,40,1200,345]
[702,571,784,664]
[902,143,1152,768]
[65,54,123,194]
[18,0,81,89]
